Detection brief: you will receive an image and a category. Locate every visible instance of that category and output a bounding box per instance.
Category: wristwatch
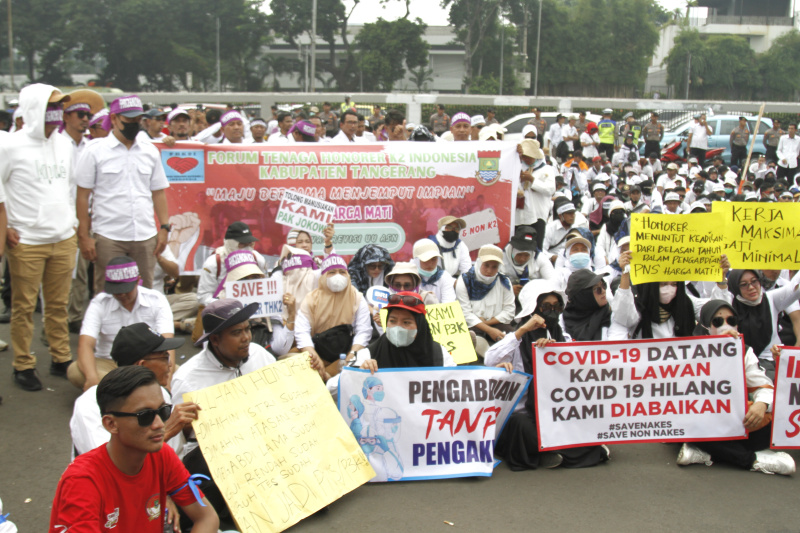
[159,224,171,232]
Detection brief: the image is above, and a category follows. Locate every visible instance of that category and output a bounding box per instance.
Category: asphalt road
[2,318,800,533]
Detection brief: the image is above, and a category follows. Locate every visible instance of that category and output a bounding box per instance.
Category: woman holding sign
[486,280,610,469]
[677,299,794,475]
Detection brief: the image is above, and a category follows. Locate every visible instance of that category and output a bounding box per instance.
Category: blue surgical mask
[418,266,437,279]
[386,326,417,347]
[373,390,385,402]
[724,188,733,194]
[569,252,591,269]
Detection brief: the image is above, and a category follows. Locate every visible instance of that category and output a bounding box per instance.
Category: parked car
[649,115,773,165]
[501,112,603,146]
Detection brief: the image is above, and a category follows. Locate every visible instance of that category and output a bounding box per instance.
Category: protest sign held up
[533,336,748,450]
[184,357,375,533]
[771,346,800,449]
[338,366,529,481]
[225,277,284,318]
[275,190,336,236]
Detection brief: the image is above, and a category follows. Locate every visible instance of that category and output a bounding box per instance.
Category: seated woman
[348,244,395,297]
[485,279,609,469]
[326,292,455,398]
[428,215,472,277]
[295,255,372,377]
[676,299,794,475]
[500,225,556,302]
[727,269,800,381]
[554,232,612,295]
[455,245,515,356]
[213,250,294,357]
[563,269,613,341]
[595,199,627,265]
[609,253,731,340]
[413,239,456,304]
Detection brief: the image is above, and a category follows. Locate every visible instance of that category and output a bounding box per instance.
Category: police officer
[620,112,642,147]
[729,117,750,169]
[429,104,451,136]
[762,118,784,164]
[597,108,616,160]
[641,112,664,157]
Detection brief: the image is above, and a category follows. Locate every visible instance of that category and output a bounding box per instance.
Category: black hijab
[563,271,612,341]
[632,281,695,339]
[368,307,441,368]
[728,269,773,355]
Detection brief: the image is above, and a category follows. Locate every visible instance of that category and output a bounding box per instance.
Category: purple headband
[321,254,348,275]
[65,103,91,113]
[105,262,139,283]
[109,95,143,116]
[220,110,245,127]
[45,105,63,126]
[289,120,316,137]
[451,112,471,125]
[225,250,257,271]
[282,253,317,272]
[91,109,109,129]
[250,119,267,128]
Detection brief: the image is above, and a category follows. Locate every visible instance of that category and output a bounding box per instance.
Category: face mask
[760,277,776,291]
[724,188,733,194]
[569,252,591,269]
[642,188,653,196]
[610,211,626,223]
[715,324,737,336]
[542,310,560,329]
[659,284,677,305]
[373,390,385,402]
[118,121,140,141]
[327,274,349,293]
[386,326,417,348]
[442,230,459,243]
[418,266,437,279]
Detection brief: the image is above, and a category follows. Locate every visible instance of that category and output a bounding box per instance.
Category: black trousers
[766,146,778,164]
[599,143,614,160]
[643,140,660,159]
[695,424,771,469]
[689,147,707,167]
[730,145,747,169]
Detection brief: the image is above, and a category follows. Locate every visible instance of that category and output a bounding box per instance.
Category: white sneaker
[676,443,713,466]
[751,450,795,475]
[601,445,611,461]
[0,338,8,351]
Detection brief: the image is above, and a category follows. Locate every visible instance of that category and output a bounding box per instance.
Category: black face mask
[442,230,459,243]
[609,211,626,223]
[760,276,776,291]
[542,311,560,330]
[642,188,653,196]
[118,120,140,141]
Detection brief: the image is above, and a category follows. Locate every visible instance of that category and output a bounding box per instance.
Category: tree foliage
[759,29,800,101]
[355,18,429,91]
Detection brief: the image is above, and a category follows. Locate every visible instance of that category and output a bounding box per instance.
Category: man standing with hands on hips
[75,95,171,294]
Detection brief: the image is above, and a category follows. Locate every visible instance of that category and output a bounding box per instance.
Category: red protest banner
[157,142,519,274]
[771,346,800,449]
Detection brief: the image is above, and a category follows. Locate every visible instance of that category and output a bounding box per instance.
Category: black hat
[225,221,258,244]
[566,270,609,299]
[104,256,140,295]
[144,108,167,118]
[509,225,538,252]
[195,298,259,346]
[111,323,184,366]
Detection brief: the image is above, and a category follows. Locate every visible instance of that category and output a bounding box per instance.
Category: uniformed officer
[429,104,451,136]
[762,118,784,164]
[641,111,664,157]
[729,117,750,168]
[597,108,616,160]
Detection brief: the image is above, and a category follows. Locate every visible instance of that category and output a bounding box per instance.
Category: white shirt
[689,122,710,149]
[561,124,578,151]
[580,132,599,160]
[543,213,590,260]
[431,231,472,277]
[267,131,295,144]
[75,134,169,242]
[548,123,564,147]
[196,249,269,306]
[415,264,457,304]
[777,134,800,169]
[331,130,364,144]
[294,297,372,350]
[171,343,276,456]
[516,162,556,225]
[455,276,516,327]
[195,122,223,144]
[136,130,165,144]
[80,287,174,359]
[70,385,178,459]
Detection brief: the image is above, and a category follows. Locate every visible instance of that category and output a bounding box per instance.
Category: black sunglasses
[388,293,423,307]
[711,316,737,328]
[106,404,172,427]
[75,111,94,120]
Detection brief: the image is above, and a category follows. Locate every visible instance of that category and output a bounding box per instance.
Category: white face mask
[659,284,677,305]
[715,324,737,336]
[386,326,417,347]
[327,274,349,293]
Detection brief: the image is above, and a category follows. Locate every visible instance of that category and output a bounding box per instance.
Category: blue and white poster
[338,366,530,481]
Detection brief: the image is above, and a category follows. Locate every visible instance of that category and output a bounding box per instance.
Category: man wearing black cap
[196,221,268,308]
[70,322,193,458]
[69,256,175,391]
[136,108,167,143]
[501,225,556,298]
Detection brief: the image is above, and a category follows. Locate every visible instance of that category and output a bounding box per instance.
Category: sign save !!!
[338,366,529,481]
[184,357,375,533]
[225,277,284,318]
[771,346,800,449]
[533,337,748,450]
[275,190,336,237]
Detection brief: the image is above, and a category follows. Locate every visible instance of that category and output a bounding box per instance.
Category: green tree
[443,0,501,92]
[409,65,434,92]
[759,29,800,101]
[355,18,428,91]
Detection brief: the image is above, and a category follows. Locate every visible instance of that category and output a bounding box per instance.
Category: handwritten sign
[184,357,375,532]
[533,336,748,450]
[379,302,477,365]
[338,366,529,481]
[630,212,725,284]
[275,190,336,236]
[772,346,800,449]
[225,277,284,318]
[460,208,501,252]
[713,201,800,269]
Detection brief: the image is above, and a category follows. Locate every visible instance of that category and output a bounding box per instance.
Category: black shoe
[0,307,10,324]
[68,320,82,334]
[13,369,42,391]
[50,360,72,377]
[539,452,564,469]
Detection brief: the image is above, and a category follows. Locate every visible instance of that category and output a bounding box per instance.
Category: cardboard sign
[771,346,800,449]
[224,277,284,318]
[460,208,501,252]
[184,357,375,533]
[338,366,529,481]
[275,190,336,236]
[533,336,748,450]
[630,212,725,284]
[713,201,800,269]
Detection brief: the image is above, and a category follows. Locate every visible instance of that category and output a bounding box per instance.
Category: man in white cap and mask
[516,139,554,251]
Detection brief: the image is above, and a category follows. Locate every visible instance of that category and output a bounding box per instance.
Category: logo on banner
[475,150,501,186]
[162,150,204,183]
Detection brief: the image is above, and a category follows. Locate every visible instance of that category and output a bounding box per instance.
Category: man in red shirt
[50,366,219,532]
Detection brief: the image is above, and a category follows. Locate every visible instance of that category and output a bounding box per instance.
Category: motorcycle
[660,137,724,164]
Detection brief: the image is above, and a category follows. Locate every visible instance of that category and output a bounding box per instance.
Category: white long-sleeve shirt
[548,123,563,147]
[433,233,472,278]
[455,276,516,327]
[415,263,457,304]
[516,162,556,225]
[294,297,372,350]
[196,249,269,306]
[746,279,800,361]
[776,134,800,169]
[542,213,590,260]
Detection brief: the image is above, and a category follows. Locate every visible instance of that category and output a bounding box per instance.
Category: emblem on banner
[475,150,501,186]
